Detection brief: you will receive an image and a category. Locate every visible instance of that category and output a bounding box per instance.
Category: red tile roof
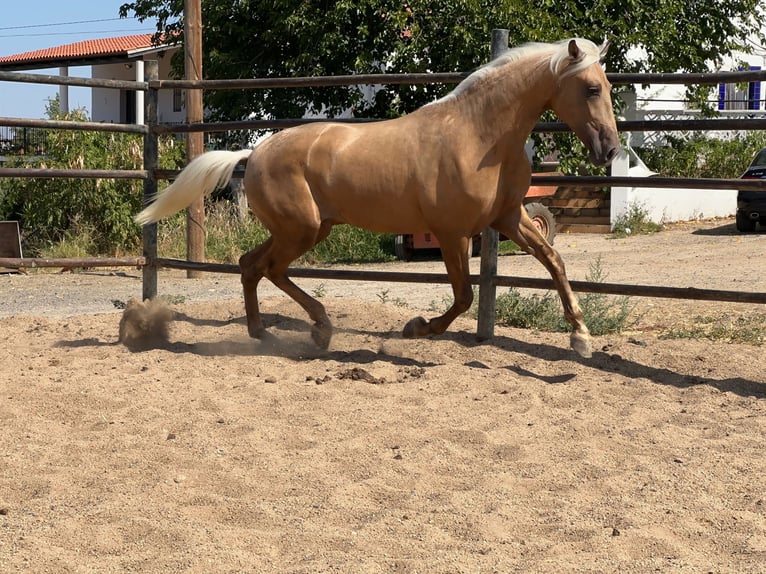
[0,34,156,68]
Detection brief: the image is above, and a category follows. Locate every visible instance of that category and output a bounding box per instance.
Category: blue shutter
[718,83,726,110]
[749,66,761,110]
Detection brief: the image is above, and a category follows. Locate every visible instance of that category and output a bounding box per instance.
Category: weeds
[577,258,635,335]
[155,203,270,264]
[498,239,522,255]
[611,202,664,238]
[303,225,395,264]
[377,288,409,308]
[494,256,634,336]
[311,283,327,298]
[660,312,766,346]
[38,218,98,259]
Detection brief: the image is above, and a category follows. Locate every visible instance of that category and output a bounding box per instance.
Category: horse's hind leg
[242,222,333,348]
[239,237,273,339]
[403,234,473,338]
[496,207,592,358]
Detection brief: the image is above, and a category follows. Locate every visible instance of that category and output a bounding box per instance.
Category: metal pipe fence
[1,39,766,338]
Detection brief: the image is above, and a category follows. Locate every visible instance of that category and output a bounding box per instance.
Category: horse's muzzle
[588,126,620,167]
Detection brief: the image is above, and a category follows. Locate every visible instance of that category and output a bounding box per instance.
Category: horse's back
[245,118,435,233]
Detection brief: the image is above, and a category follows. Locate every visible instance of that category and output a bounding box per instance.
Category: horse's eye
[587,85,602,98]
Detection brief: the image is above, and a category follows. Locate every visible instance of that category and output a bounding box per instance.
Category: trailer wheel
[525,202,556,245]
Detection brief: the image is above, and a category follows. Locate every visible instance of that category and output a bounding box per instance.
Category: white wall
[610,148,737,227]
[617,40,762,227]
[90,51,184,124]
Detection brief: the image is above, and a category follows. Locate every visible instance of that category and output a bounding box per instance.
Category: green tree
[120,0,764,118]
[119,0,765,172]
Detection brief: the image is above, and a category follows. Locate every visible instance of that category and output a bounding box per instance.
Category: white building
[613,42,766,225]
[0,34,183,125]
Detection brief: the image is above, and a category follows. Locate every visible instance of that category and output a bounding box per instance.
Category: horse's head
[548,39,620,167]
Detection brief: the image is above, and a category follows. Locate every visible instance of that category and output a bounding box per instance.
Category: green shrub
[637,132,766,179]
[495,289,566,331]
[156,205,395,265]
[0,102,185,257]
[576,257,635,335]
[303,225,395,264]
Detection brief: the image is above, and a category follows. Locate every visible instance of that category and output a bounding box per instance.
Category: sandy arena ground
[1,217,765,572]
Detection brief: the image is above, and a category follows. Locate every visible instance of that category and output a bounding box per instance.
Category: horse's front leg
[403,234,473,338]
[497,207,592,358]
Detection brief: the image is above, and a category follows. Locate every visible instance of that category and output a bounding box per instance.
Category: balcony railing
[0,125,47,156]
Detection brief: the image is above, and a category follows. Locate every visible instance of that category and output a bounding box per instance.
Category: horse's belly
[331,192,428,234]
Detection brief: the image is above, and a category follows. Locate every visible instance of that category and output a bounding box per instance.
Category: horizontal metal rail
[5,169,759,188]
[0,168,147,179]
[0,256,146,269]
[0,70,145,90]
[1,114,761,146]
[148,168,766,191]
[152,72,467,90]
[153,258,766,305]
[5,66,766,94]
[0,116,147,134]
[3,253,764,307]
[151,116,766,136]
[531,175,766,191]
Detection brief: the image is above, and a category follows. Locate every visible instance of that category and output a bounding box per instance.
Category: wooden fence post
[142,60,159,301]
[185,0,205,278]
[476,28,509,341]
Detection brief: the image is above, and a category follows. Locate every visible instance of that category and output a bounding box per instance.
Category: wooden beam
[184,0,205,278]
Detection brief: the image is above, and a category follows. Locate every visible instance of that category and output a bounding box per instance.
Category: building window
[719,66,761,111]
[173,88,184,112]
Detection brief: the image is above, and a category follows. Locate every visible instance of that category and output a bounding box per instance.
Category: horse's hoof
[311,323,332,350]
[570,331,592,358]
[403,316,429,338]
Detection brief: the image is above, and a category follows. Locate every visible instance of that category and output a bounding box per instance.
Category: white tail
[135,149,253,225]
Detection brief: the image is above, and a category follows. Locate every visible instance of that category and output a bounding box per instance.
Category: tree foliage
[119,0,765,173]
[120,0,765,121]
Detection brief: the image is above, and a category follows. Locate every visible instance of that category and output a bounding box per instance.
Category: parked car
[737,147,766,232]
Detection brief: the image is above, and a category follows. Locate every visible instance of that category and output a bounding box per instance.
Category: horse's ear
[599,39,611,60]
[568,39,581,61]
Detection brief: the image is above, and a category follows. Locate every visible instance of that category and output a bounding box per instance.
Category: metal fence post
[476,28,509,341]
[142,60,159,301]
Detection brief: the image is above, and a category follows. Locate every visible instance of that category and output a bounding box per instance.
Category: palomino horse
[136,38,619,358]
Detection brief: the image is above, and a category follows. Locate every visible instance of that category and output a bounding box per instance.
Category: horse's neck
[453,58,554,150]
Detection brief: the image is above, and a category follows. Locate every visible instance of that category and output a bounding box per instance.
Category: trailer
[394,173,560,261]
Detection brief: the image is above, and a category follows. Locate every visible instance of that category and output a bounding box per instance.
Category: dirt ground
[1,217,765,573]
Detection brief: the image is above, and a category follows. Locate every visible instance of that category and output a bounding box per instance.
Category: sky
[0,1,158,119]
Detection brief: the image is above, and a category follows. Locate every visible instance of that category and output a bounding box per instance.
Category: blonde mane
[435,38,606,104]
